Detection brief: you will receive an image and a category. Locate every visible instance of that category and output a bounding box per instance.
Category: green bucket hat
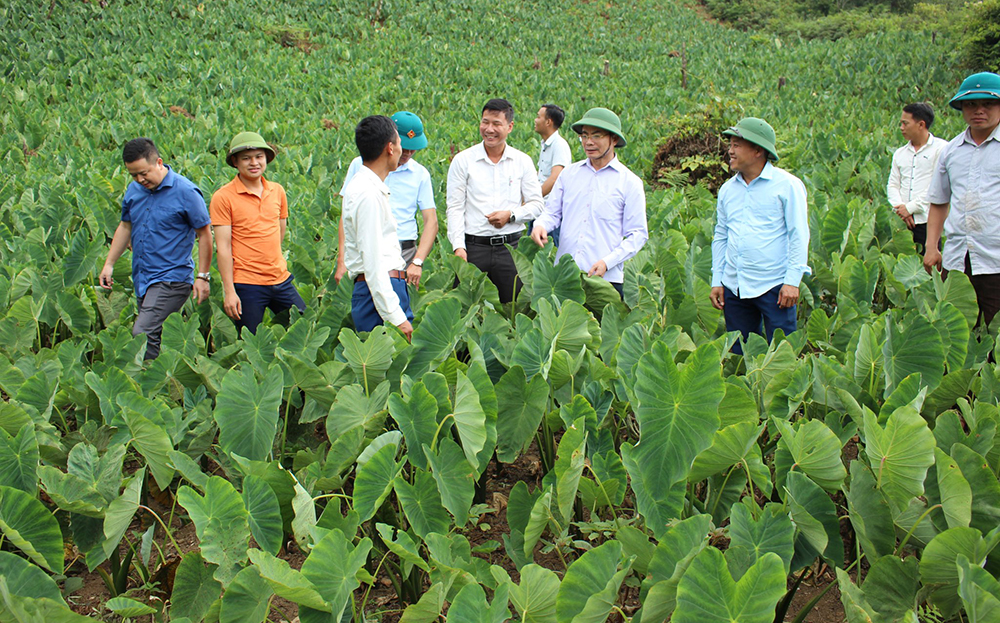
[949,72,1000,111]
[722,117,779,162]
[571,107,627,147]
[226,132,275,167]
[392,111,428,151]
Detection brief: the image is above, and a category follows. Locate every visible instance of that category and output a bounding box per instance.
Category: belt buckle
[489,235,505,246]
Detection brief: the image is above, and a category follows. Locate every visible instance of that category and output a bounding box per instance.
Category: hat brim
[722,127,779,162]
[399,133,427,151]
[949,90,1000,110]
[571,119,626,147]
[226,145,276,167]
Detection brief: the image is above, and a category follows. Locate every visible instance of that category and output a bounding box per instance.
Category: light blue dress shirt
[535,157,648,284]
[711,162,811,299]
[340,156,435,241]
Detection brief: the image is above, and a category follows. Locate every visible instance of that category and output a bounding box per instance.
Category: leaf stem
[894,503,940,556]
[429,413,455,454]
[137,505,181,555]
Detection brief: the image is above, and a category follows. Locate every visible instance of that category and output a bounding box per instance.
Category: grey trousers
[133,281,191,360]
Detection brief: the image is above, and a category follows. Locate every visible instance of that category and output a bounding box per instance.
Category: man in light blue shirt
[336,111,438,287]
[710,118,810,353]
[530,108,648,296]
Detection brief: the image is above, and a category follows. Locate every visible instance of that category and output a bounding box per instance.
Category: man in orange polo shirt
[210,132,306,335]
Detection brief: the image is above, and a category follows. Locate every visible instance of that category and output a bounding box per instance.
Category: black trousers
[466,240,521,304]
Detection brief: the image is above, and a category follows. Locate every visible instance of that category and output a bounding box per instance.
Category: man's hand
[406,263,423,286]
[531,226,548,247]
[588,260,608,278]
[894,204,916,229]
[455,248,468,261]
[99,265,114,290]
[903,214,915,229]
[924,248,943,274]
[710,286,725,310]
[777,285,800,309]
[223,289,242,320]
[192,279,210,304]
[334,263,347,285]
[486,210,512,228]
[397,320,414,342]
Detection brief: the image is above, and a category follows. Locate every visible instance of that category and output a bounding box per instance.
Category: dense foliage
[1,0,995,621]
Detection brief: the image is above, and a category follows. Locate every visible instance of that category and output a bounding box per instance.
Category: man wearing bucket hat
[447,98,544,304]
[709,117,810,354]
[335,111,438,287]
[924,71,1000,327]
[99,137,213,360]
[530,107,647,296]
[210,131,306,335]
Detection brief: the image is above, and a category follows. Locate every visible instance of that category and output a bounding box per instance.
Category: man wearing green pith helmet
[925,71,1000,327]
[336,111,439,288]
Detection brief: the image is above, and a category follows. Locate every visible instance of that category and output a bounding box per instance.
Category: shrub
[961,0,1000,71]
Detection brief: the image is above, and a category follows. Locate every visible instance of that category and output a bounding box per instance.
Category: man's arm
[408,208,438,285]
[541,165,564,197]
[192,224,212,304]
[532,172,567,247]
[778,179,811,309]
[886,152,913,226]
[923,202,948,273]
[214,225,241,320]
[279,218,287,241]
[709,192,729,310]
[353,189,411,338]
[446,154,469,260]
[99,221,133,289]
[335,216,348,284]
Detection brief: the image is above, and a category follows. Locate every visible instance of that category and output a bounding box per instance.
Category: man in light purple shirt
[530,107,648,296]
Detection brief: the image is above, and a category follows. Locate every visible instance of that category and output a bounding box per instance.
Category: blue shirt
[340,156,435,241]
[535,157,648,284]
[120,167,211,297]
[711,162,811,299]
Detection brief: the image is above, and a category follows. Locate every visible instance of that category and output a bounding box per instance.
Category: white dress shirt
[341,165,407,326]
[340,156,435,241]
[537,131,573,183]
[886,135,947,225]
[446,142,544,250]
[534,157,648,284]
[928,124,1000,275]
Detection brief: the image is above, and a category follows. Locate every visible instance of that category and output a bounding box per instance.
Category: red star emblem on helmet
[407,130,416,139]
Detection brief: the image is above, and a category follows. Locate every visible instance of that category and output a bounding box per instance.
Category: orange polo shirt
[210,176,291,285]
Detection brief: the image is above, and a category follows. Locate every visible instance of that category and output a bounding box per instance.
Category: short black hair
[122,138,159,164]
[542,104,565,129]
[903,102,935,129]
[482,98,514,123]
[355,115,399,162]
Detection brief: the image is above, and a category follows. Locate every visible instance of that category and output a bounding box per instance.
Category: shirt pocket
[595,190,625,226]
[750,196,784,227]
[506,175,522,205]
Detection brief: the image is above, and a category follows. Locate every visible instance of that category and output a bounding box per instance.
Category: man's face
[235,149,268,181]
[899,111,924,143]
[533,107,549,135]
[398,148,416,167]
[578,125,615,161]
[388,134,403,172]
[480,110,513,149]
[125,156,167,190]
[728,137,765,174]
[961,99,1000,132]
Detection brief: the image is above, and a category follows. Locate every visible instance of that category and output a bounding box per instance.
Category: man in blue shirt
[336,111,438,288]
[710,118,810,353]
[99,138,213,359]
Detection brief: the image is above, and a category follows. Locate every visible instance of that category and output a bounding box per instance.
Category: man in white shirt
[336,111,438,287]
[341,115,414,340]
[886,102,947,253]
[530,107,647,298]
[447,98,544,304]
[533,104,573,247]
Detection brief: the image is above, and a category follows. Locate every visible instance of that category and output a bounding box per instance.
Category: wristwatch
[196,272,211,282]
[411,258,424,267]
[509,212,516,223]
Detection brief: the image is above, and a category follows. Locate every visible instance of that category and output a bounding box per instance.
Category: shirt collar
[394,159,412,173]
[583,156,624,173]
[475,141,513,162]
[356,163,391,195]
[736,161,774,186]
[907,134,938,153]
[233,175,270,195]
[962,124,1000,146]
[542,131,561,148]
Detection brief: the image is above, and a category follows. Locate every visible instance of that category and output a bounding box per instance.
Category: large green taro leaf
[773,417,846,493]
[507,564,559,623]
[673,548,786,623]
[424,438,476,527]
[242,474,283,556]
[882,314,943,398]
[352,442,402,522]
[219,565,272,623]
[844,461,896,560]
[213,364,283,462]
[531,253,586,311]
[785,471,843,569]
[921,526,1000,616]
[394,469,451,539]
[300,529,372,623]
[726,503,794,577]
[634,514,711,623]
[957,554,1000,623]
[495,365,549,463]
[406,297,469,379]
[338,327,395,389]
[452,371,487,466]
[389,380,439,470]
[170,551,222,623]
[177,477,251,586]
[555,540,631,623]
[0,423,37,494]
[863,405,935,513]
[0,485,63,572]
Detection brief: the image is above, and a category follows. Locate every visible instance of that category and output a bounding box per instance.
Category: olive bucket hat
[392,111,428,151]
[722,117,779,162]
[226,132,276,167]
[571,107,627,147]
[949,72,1000,111]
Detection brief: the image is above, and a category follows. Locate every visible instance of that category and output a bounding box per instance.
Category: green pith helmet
[392,111,428,150]
[949,72,1000,111]
[571,107,627,147]
[226,132,275,167]
[722,117,779,162]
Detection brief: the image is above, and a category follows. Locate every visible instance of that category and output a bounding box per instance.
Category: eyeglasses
[578,132,609,141]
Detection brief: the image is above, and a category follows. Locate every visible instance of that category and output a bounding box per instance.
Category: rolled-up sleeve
[446,154,469,250]
[927,147,952,205]
[601,176,648,270]
[782,178,811,286]
[352,188,406,326]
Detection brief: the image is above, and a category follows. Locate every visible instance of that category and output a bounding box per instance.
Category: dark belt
[399,239,416,250]
[465,232,522,246]
[355,270,406,283]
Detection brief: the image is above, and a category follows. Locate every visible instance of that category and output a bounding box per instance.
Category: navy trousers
[723,284,796,355]
[351,277,414,333]
[233,275,306,335]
